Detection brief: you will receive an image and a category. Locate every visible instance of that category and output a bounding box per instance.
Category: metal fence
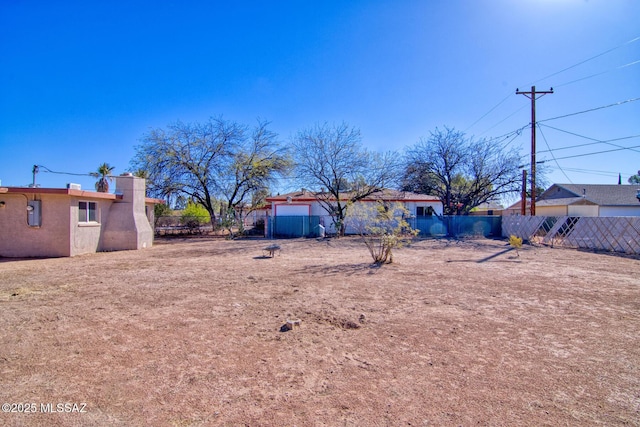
[266,215,502,238]
[502,216,640,254]
[408,216,502,238]
[268,215,322,238]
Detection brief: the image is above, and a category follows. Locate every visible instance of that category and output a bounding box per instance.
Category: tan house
[504,184,640,217]
[0,175,162,258]
[266,189,442,236]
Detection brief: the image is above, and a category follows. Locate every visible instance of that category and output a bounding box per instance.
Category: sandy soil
[0,236,638,426]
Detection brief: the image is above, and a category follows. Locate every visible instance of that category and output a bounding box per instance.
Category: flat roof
[3,187,119,200]
[2,187,164,204]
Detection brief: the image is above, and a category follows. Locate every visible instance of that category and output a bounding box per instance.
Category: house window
[416,206,434,217]
[79,201,98,223]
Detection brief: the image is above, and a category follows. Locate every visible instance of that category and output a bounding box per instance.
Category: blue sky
[1,0,639,194]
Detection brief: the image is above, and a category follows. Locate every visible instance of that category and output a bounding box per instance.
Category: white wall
[568,205,599,217]
[599,206,640,217]
[274,204,311,216]
[536,206,568,217]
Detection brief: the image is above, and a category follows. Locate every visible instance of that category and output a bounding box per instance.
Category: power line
[537,144,640,163]
[464,36,640,135]
[558,167,636,178]
[537,124,640,154]
[536,124,572,183]
[555,59,640,88]
[531,35,640,85]
[464,91,513,133]
[538,97,640,123]
[37,165,93,177]
[482,124,529,148]
[476,105,528,137]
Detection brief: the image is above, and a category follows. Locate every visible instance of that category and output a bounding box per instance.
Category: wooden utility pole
[521,169,527,216]
[516,86,553,216]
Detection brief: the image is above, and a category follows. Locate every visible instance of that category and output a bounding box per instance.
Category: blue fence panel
[270,216,321,238]
[446,216,502,237]
[410,216,502,237]
[412,217,447,237]
[269,215,502,238]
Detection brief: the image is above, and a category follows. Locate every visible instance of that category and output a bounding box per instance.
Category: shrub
[345,202,418,265]
[509,235,523,257]
[180,202,210,233]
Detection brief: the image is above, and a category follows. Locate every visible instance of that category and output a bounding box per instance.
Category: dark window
[417,206,434,216]
[79,201,97,222]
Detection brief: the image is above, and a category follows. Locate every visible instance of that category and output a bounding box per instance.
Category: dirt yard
[0,236,638,426]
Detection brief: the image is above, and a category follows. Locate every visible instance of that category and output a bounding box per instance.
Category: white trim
[78,200,99,224]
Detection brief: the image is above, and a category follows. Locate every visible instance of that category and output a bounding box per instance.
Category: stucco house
[0,174,162,258]
[267,188,442,217]
[265,189,443,236]
[504,184,640,217]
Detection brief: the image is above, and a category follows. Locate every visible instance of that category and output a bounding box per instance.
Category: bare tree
[218,121,291,236]
[291,122,400,235]
[131,117,287,231]
[403,127,522,215]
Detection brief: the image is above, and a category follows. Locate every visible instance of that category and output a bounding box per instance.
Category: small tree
[346,201,418,265]
[628,171,640,184]
[91,163,115,193]
[219,206,240,239]
[154,203,173,227]
[509,234,523,257]
[180,202,211,233]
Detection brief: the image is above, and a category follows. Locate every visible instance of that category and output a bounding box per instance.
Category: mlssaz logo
[40,403,87,413]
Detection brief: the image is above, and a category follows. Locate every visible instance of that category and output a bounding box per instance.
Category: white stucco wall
[599,206,640,217]
[568,205,599,217]
[101,176,153,251]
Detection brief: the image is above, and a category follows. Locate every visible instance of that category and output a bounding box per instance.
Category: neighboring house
[266,188,443,236]
[504,184,640,217]
[503,200,531,216]
[241,205,270,228]
[469,201,504,216]
[0,175,163,257]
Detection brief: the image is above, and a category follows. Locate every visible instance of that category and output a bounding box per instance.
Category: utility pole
[516,86,553,216]
[521,169,527,216]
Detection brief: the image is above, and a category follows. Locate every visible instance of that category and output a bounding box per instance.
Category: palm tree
[91,163,115,193]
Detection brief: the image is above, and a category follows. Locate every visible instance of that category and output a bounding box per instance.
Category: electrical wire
[536,124,573,183]
[537,124,640,154]
[554,59,640,88]
[538,97,640,123]
[537,144,640,163]
[558,167,634,178]
[464,36,640,135]
[531,35,640,85]
[463,91,513,133]
[476,105,529,137]
[481,124,528,148]
[36,165,94,177]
